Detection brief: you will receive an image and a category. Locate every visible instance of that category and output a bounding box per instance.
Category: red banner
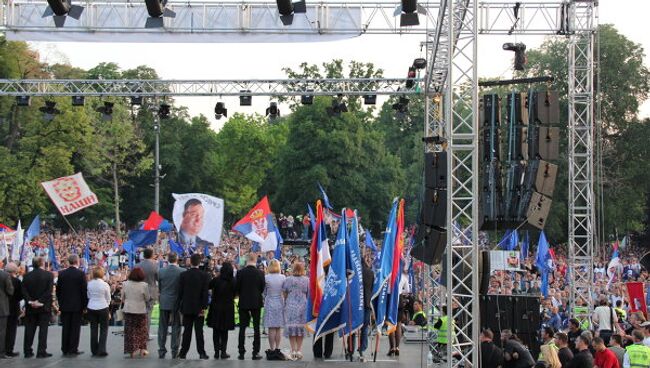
[627,282,647,318]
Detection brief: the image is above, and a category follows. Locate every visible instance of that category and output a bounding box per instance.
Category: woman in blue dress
[282,262,309,360]
[264,259,286,359]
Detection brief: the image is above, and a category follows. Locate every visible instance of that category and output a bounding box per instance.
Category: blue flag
[535,231,551,297]
[274,226,284,260]
[364,229,380,269]
[48,235,59,271]
[340,210,364,337]
[169,238,183,255]
[520,231,529,261]
[315,209,347,341]
[317,182,334,210]
[26,215,40,242]
[307,204,317,231]
[128,230,158,248]
[498,229,518,250]
[83,239,91,272]
[371,199,399,331]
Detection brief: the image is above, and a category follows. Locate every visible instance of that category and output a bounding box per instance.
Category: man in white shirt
[592,297,618,345]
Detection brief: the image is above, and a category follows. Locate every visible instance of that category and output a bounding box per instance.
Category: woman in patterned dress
[282,262,309,360]
[120,267,151,358]
[264,259,286,359]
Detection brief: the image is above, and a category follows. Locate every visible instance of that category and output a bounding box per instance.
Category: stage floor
[3,326,441,367]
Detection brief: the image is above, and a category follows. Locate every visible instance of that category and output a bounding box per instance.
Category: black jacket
[234,265,265,310]
[362,263,374,309]
[178,267,209,315]
[207,276,236,330]
[567,349,594,368]
[22,267,54,315]
[56,266,88,312]
[481,341,504,368]
[9,276,22,316]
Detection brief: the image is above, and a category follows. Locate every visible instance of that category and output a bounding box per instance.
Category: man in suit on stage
[177,253,209,360]
[56,254,88,357]
[0,261,15,359]
[235,253,265,360]
[4,262,22,357]
[22,257,54,358]
[157,252,184,359]
[135,247,159,331]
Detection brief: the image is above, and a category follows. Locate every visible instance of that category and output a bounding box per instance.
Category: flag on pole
[0,231,8,261]
[26,215,40,243]
[306,200,331,333]
[169,238,184,255]
[612,239,620,259]
[233,196,279,253]
[371,198,400,332]
[317,182,334,210]
[83,239,91,272]
[307,204,317,231]
[520,231,529,261]
[535,231,551,297]
[49,235,59,271]
[340,210,364,337]
[315,209,348,341]
[385,199,405,333]
[626,282,648,318]
[498,229,518,251]
[620,235,629,250]
[10,221,23,261]
[142,211,164,231]
[41,173,99,216]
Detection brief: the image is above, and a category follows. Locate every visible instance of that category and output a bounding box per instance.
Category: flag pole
[60,214,78,236]
[372,327,380,362]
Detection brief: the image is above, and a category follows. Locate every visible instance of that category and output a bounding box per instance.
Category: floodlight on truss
[42,0,84,28]
[394,0,427,27]
[144,0,176,29]
[39,100,61,121]
[276,0,307,26]
[214,102,227,120]
[266,102,280,121]
[96,101,114,121]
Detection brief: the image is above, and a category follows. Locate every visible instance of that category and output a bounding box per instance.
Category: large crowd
[0,223,650,368]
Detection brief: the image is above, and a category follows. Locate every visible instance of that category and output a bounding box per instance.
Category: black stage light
[406,66,417,89]
[158,103,171,119]
[266,102,280,120]
[96,101,114,121]
[503,42,527,71]
[214,102,227,120]
[144,0,176,28]
[43,0,84,28]
[412,57,427,70]
[326,99,348,117]
[240,90,252,106]
[71,96,84,106]
[301,90,314,105]
[39,101,61,122]
[276,0,306,26]
[398,0,420,27]
[392,96,410,115]
[16,96,31,107]
[363,95,377,105]
[130,95,143,106]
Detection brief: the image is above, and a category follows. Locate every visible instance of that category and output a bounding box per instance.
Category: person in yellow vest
[615,300,628,321]
[623,330,650,368]
[409,300,427,328]
[538,326,559,363]
[434,305,450,346]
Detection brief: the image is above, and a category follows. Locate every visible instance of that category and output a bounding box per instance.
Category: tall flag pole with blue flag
[364,229,380,269]
[306,200,331,333]
[340,210,364,338]
[498,229,518,251]
[26,215,40,242]
[307,204,317,231]
[385,199,405,333]
[315,209,348,341]
[83,239,91,272]
[520,230,529,261]
[48,235,59,271]
[535,231,551,297]
[317,182,333,210]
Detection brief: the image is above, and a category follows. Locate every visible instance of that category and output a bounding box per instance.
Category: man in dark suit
[135,247,159,332]
[235,253,265,360]
[22,257,54,358]
[0,261,15,359]
[157,252,184,359]
[177,253,209,360]
[4,262,22,357]
[56,254,88,357]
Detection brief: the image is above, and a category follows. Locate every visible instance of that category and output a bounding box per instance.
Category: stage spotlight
[363,95,377,105]
[144,0,176,28]
[39,101,61,122]
[276,0,306,26]
[214,102,227,120]
[71,96,84,106]
[326,98,348,117]
[130,96,143,106]
[96,101,114,121]
[503,42,527,71]
[43,0,84,28]
[396,0,425,27]
[301,90,314,105]
[405,66,417,89]
[266,102,280,121]
[412,57,427,70]
[240,90,252,106]
[392,96,410,117]
[158,103,171,119]
[16,96,31,107]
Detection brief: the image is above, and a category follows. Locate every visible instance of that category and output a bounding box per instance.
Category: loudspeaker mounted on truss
[42,0,84,28]
[145,0,177,29]
[394,0,427,27]
[276,0,307,26]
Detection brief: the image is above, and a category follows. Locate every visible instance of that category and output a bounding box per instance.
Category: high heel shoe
[394,348,400,356]
[387,349,395,357]
[140,350,149,357]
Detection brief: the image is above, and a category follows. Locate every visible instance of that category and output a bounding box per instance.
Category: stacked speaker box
[414,151,448,265]
[479,94,504,229]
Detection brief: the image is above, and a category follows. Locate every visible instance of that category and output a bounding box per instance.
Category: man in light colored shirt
[593,297,618,345]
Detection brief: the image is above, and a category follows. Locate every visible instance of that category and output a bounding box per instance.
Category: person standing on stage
[0,261,14,359]
[157,252,184,359]
[264,259,285,360]
[22,257,54,358]
[177,253,210,360]
[235,252,265,360]
[207,261,236,359]
[57,254,88,357]
[4,262,21,357]
[135,247,159,333]
[359,255,375,362]
[86,266,111,357]
[283,262,309,361]
[121,267,151,358]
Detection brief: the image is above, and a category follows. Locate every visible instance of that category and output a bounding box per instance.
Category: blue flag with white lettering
[371,199,398,331]
[340,210,364,337]
[315,209,347,341]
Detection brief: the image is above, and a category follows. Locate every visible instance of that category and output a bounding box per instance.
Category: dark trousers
[212,329,229,355]
[0,316,7,355]
[238,308,260,355]
[24,313,49,355]
[313,333,334,358]
[359,308,372,353]
[86,308,109,355]
[5,314,18,354]
[60,311,82,354]
[180,314,206,356]
[158,309,181,356]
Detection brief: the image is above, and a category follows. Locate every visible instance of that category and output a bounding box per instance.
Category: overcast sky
[30,0,650,130]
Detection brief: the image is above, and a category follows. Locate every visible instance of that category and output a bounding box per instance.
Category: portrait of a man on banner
[172,193,224,251]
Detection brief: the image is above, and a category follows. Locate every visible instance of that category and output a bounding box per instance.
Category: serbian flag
[233,196,279,253]
[142,211,164,230]
[306,200,331,333]
[627,282,647,318]
[0,224,12,232]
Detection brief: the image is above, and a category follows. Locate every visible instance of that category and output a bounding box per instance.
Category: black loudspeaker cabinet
[538,126,560,160]
[145,0,164,17]
[47,0,71,16]
[520,127,529,160]
[534,90,560,125]
[479,295,541,356]
[526,192,553,230]
[480,95,501,164]
[507,92,529,126]
[425,151,447,189]
[480,162,504,229]
[533,160,558,197]
[412,226,446,266]
[423,189,447,228]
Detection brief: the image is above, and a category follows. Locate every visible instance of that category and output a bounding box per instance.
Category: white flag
[41,173,99,216]
[11,221,23,261]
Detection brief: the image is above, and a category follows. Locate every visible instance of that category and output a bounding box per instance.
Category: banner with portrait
[172,193,224,250]
[489,250,522,272]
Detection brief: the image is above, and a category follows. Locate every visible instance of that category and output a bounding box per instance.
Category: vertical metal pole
[154,112,160,213]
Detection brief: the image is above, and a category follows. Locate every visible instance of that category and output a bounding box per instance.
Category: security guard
[624,330,650,368]
[410,300,427,327]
